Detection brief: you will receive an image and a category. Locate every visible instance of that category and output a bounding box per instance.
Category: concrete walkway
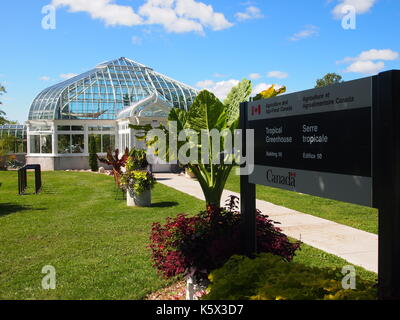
[155,173,378,273]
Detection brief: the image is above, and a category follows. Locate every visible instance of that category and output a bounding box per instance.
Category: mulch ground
[145,281,187,300]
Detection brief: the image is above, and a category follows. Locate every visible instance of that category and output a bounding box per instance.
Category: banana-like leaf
[254,85,286,101]
[168,107,188,131]
[125,81,286,206]
[224,79,252,128]
[187,90,227,133]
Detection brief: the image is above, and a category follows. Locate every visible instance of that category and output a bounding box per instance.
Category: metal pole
[35,165,42,194]
[23,167,27,194]
[374,70,400,299]
[18,167,22,195]
[240,102,257,257]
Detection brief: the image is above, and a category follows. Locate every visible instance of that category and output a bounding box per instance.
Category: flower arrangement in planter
[121,152,156,207]
[149,196,300,299]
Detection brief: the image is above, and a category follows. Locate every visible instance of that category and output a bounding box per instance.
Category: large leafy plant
[253,85,286,101]
[132,81,286,206]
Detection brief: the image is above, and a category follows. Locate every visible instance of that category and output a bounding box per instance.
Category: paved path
[155,173,378,273]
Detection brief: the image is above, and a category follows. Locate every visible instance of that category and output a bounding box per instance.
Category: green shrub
[88,137,99,172]
[204,254,377,300]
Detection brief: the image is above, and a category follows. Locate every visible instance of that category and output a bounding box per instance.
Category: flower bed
[149,196,300,282]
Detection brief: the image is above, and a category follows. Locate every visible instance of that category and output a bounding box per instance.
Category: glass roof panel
[0,125,27,139]
[29,57,198,120]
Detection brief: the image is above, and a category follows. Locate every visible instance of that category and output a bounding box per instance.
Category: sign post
[374,70,400,299]
[240,70,400,299]
[240,102,256,257]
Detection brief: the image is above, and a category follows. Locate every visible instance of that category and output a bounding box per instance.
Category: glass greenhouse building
[23,57,198,170]
[0,124,27,167]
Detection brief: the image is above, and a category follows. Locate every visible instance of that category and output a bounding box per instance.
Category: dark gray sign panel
[241,70,400,299]
[247,77,373,207]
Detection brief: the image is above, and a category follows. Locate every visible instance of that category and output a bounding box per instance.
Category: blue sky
[0,0,399,123]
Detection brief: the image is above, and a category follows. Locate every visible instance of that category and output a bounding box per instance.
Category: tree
[0,84,8,125]
[315,73,343,88]
[0,84,5,105]
[132,80,286,207]
[0,135,16,169]
[88,136,99,172]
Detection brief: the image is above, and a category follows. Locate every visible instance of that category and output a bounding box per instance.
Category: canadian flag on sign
[252,104,262,116]
[290,172,297,178]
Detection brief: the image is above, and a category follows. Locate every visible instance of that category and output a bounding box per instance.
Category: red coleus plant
[97,148,129,174]
[149,196,301,281]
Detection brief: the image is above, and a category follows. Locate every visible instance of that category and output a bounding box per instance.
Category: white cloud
[174,0,233,31]
[60,73,78,80]
[345,60,384,74]
[39,76,51,81]
[332,0,377,19]
[196,79,216,88]
[267,71,288,79]
[195,79,239,100]
[132,35,142,45]
[341,49,399,75]
[139,0,203,34]
[342,49,399,63]
[289,25,319,41]
[235,6,263,21]
[249,73,261,80]
[53,0,233,34]
[52,0,143,26]
[213,73,227,78]
[139,0,232,34]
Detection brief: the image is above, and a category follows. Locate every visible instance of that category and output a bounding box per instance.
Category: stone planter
[127,189,152,207]
[186,276,209,300]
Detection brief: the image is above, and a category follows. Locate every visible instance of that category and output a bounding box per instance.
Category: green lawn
[293,243,376,282]
[0,171,376,300]
[0,171,204,300]
[225,170,378,234]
